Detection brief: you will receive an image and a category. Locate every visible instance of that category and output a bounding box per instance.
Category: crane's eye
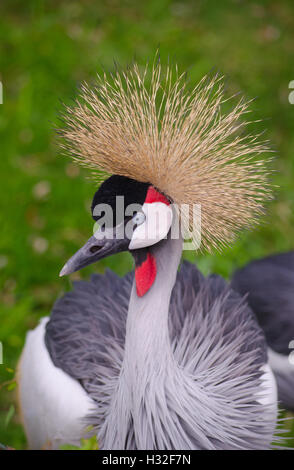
[132,211,146,228]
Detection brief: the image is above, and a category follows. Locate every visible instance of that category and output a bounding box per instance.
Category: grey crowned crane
[231,251,294,412]
[17,61,279,450]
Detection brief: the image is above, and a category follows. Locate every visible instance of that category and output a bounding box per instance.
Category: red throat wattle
[135,252,157,297]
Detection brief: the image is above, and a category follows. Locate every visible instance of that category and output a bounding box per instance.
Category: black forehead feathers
[91,175,149,222]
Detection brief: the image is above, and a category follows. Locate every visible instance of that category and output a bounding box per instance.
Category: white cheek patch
[129,202,173,250]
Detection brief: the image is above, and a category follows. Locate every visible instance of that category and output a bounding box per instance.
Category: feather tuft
[60,58,273,252]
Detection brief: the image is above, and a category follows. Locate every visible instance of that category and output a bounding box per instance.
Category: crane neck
[101,227,184,449]
[123,230,183,371]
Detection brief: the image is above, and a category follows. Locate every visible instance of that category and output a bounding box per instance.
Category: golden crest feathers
[60,58,272,252]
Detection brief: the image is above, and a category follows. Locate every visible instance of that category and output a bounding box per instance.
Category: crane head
[59,175,174,296]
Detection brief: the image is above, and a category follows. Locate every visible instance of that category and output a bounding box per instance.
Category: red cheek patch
[135,252,157,297]
[145,186,170,205]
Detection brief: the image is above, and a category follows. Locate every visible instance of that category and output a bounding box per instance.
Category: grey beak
[59,233,130,277]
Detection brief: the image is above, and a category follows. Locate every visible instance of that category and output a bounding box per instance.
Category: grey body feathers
[46,261,276,449]
[231,251,294,411]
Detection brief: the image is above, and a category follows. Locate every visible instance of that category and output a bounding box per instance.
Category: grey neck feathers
[101,231,183,449]
[124,232,183,371]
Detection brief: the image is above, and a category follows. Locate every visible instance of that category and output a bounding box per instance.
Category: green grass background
[1,0,294,449]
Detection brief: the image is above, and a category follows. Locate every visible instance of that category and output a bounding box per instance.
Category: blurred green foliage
[0,0,294,449]
[60,435,99,451]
